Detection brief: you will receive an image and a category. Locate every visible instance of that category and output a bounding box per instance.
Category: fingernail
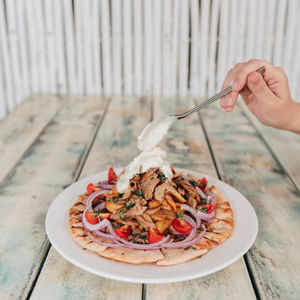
[248,72,260,84]
[232,80,239,90]
[221,94,234,107]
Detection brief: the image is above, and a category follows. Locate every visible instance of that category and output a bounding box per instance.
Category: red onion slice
[81,210,111,232]
[196,209,216,221]
[161,224,206,248]
[94,229,117,241]
[206,191,217,204]
[99,180,114,190]
[181,204,201,228]
[88,232,125,248]
[86,189,109,212]
[93,202,105,211]
[196,186,206,199]
[181,203,215,222]
[106,223,171,250]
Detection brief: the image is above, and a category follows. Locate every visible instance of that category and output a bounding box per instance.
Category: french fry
[168,189,186,203]
[165,196,177,212]
[162,200,172,211]
[148,200,161,209]
[155,218,173,233]
[105,201,124,213]
[151,215,165,221]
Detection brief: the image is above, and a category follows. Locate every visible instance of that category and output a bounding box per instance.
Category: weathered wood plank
[0,95,65,183]
[200,103,300,299]
[0,96,107,299]
[239,100,300,191]
[146,97,256,300]
[30,96,151,300]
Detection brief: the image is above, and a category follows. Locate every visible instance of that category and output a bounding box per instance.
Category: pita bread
[98,247,164,264]
[156,247,208,266]
[69,184,234,265]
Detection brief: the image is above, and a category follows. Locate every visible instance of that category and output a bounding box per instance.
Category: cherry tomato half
[172,217,193,234]
[108,167,117,184]
[199,203,217,214]
[196,177,207,191]
[114,225,131,238]
[148,228,164,243]
[85,211,99,224]
[87,183,101,195]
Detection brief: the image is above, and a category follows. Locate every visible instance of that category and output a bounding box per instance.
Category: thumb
[247,72,274,101]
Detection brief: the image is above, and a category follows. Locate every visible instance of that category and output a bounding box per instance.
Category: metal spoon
[172,67,265,120]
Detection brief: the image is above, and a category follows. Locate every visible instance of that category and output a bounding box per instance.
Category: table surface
[0,95,300,300]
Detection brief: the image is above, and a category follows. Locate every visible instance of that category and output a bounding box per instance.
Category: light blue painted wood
[0,96,107,299]
[146,96,256,300]
[30,96,149,300]
[200,103,300,299]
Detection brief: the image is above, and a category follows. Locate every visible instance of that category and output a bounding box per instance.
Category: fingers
[247,72,274,101]
[220,91,238,110]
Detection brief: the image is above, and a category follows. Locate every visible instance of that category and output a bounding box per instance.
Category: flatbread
[98,247,164,264]
[69,185,234,265]
[156,247,208,266]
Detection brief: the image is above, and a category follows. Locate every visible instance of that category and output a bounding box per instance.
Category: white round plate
[46,168,258,283]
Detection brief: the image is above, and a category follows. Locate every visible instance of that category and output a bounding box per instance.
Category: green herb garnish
[176,212,183,219]
[139,232,148,239]
[125,202,135,210]
[189,179,197,186]
[159,173,167,181]
[118,193,124,198]
[109,197,117,203]
[137,189,144,198]
[119,209,127,221]
[201,198,208,204]
[93,210,102,221]
[114,223,123,229]
[198,207,207,213]
[183,246,191,250]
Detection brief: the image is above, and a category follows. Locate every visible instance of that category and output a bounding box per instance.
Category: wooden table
[1,96,300,300]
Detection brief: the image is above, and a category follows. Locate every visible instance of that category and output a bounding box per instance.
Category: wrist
[282,101,300,134]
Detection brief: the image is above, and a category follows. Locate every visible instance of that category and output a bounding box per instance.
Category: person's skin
[220,59,300,134]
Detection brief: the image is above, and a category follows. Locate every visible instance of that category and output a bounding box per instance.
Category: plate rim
[45,168,258,283]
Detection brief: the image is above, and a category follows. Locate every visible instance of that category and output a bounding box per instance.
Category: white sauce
[137,115,176,152]
[116,115,176,193]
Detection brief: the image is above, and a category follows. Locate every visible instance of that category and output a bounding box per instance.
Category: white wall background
[0,0,299,120]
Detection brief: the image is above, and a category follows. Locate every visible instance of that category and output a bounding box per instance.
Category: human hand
[220,59,300,133]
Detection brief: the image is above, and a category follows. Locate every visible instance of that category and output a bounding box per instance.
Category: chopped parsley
[125,202,135,210]
[137,189,144,198]
[189,179,197,186]
[114,223,123,229]
[181,177,184,180]
[109,193,123,202]
[198,207,207,213]
[119,209,127,221]
[93,210,102,221]
[176,212,183,219]
[139,232,148,239]
[159,173,167,181]
[201,198,208,204]
[183,246,191,250]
